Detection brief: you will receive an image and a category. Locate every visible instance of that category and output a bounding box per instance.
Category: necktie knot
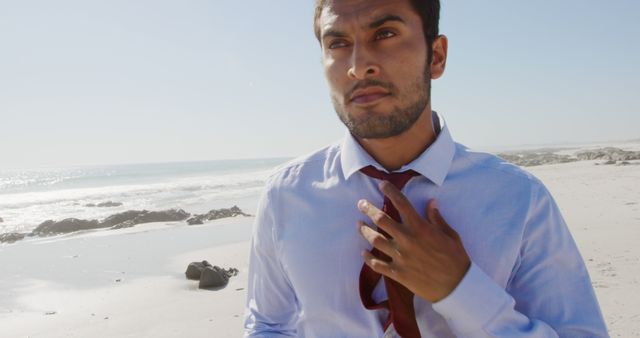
[360,165,419,190]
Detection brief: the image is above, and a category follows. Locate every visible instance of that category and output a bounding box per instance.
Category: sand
[1,150,639,337]
[527,159,640,337]
[0,218,252,338]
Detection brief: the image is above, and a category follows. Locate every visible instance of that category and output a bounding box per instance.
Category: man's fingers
[379,181,422,226]
[358,221,401,259]
[362,250,399,279]
[357,199,403,239]
[426,200,460,240]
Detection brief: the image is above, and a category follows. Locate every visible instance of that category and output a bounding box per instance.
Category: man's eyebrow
[321,14,405,40]
[368,14,405,29]
[322,29,347,40]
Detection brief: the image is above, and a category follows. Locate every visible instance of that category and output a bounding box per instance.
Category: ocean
[0,158,290,235]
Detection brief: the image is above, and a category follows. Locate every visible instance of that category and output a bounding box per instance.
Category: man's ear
[430,35,448,80]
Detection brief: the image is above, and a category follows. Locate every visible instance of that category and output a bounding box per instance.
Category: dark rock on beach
[23,206,246,239]
[186,206,251,225]
[31,209,190,236]
[198,266,239,289]
[101,210,145,227]
[0,232,26,243]
[0,217,3,223]
[185,260,213,280]
[104,209,190,229]
[32,218,103,236]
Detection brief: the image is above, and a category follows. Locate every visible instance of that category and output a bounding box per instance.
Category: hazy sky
[1,1,639,169]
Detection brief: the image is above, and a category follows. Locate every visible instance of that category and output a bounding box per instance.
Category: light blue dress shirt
[244,113,608,337]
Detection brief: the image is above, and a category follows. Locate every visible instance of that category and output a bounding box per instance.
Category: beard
[332,63,431,139]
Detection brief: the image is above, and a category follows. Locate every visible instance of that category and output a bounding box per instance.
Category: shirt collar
[339,111,455,186]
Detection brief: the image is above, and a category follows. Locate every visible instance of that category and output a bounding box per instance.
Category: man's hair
[313,0,441,62]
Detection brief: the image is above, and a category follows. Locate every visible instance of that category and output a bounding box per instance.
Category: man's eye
[328,40,349,49]
[375,30,396,40]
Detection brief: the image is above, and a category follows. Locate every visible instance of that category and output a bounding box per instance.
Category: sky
[0,0,639,169]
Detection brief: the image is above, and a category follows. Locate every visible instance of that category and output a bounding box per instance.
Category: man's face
[319,0,430,139]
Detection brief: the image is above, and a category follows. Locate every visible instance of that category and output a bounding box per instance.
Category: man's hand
[357,181,471,303]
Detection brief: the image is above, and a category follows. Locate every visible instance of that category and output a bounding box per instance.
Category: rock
[497,152,577,167]
[186,206,251,225]
[604,160,616,165]
[0,217,3,223]
[199,267,228,289]
[85,203,96,207]
[110,220,137,230]
[0,232,26,244]
[198,266,233,289]
[101,210,146,227]
[576,148,640,162]
[133,209,190,224]
[26,209,191,237]
[97,201,123,207]
[103,209,190,229]
[187,218,204,225]
[32,218,104,236]
[185,260,213,280]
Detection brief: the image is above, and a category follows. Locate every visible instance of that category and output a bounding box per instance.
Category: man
[244,0,608,337]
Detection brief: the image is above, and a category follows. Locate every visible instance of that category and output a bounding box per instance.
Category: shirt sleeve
[432,182,609,337]
[243,182,299,337]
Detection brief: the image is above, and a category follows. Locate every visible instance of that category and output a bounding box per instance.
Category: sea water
[0,158,290,235]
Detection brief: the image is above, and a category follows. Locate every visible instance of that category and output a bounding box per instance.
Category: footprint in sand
[597,262,617,278]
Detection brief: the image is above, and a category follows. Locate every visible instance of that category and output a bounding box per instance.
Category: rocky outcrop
[499,147,640,167]
[498,152,577,167]
[31,209,190,235]
[186,206,250,225]
[8,206,248,243]
[102,209,190,229]
[86,201,123,208]
[101,210,146,228]
[32,218,103,236]
[0,232,26,243]
[576,148,640,162]
[107,209,190,229]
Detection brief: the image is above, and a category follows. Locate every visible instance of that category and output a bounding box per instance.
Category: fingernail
[357,199,369,212]
[356,221,365,231]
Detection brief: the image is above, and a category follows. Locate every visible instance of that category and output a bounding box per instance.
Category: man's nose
[347,43,380,80]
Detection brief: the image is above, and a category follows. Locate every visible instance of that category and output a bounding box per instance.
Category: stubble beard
[332,64,431,139]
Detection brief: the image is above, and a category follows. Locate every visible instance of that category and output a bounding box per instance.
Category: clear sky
[1,1,638,169]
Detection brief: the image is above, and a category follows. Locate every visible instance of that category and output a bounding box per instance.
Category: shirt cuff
[432,262,513,334]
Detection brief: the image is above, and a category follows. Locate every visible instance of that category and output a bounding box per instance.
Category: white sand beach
[1,145,639,337]
[0,218,253,338]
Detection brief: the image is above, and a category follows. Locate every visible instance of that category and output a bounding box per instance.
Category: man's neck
[356,109,437,172]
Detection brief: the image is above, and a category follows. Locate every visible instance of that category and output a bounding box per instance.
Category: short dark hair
[313,0,440,62]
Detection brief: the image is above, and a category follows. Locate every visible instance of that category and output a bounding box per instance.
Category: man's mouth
[349,87,391,105]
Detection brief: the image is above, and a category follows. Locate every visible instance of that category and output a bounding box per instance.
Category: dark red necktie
[359,165,421,338]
